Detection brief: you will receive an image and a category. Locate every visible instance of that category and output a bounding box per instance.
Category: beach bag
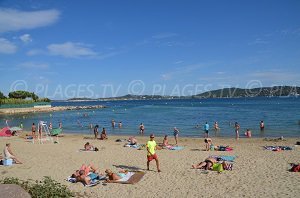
[290,164,300,172]
[212,163,224,173]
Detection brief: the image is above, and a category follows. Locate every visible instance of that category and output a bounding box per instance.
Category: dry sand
[0,134,299,198]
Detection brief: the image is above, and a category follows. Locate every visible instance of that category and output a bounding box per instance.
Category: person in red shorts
[146,134,161,172]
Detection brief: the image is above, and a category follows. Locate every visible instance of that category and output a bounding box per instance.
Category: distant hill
[192,86,300,98]
[67,97,98,101]
[66,86,300,101]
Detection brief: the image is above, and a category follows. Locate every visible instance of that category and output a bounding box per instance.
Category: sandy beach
[0,134,299,198]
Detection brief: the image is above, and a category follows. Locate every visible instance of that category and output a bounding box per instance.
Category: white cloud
[26,49,45,56]
[152,33,178,39]
[47,42,97,58]
[174,60,184,64]
[19,34,32,43]
[0,8,60,33]
[19,62,49,69]
[0,38,17,54]
[251,70,299,81]
[161,63,210,81]
[248,38,268,45]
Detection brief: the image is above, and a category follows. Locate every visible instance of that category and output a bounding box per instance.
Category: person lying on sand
[192,158,232,173]
[192,157,216,170]
[104,169,129,183]
[71,164,103,185]
[84,142,99,151]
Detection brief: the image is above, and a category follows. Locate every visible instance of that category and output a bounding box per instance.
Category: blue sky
[0,0,299,99]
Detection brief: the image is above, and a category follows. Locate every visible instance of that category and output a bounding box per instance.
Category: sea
[1,97,300,138]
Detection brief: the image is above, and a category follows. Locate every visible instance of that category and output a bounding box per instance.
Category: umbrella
[9,126,22,131]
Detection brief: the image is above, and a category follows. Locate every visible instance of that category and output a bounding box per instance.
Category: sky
[0,0,299,99]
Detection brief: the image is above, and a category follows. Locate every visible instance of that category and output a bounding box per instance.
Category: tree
[8,90,35,99]
[0,91,6,99]
[31,92,39,101]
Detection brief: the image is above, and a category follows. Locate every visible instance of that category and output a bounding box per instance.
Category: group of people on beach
[93,125,108,140]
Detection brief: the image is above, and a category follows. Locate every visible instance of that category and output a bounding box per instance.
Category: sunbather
[100,128,108,140]
[192,157,216,170]
[128,136,137,145]
[71,164,102,185]
[105,169,129,183]
[162,135,169,147]
[84,142,98,151]
[3,143,22,164]
[192,158,232,173]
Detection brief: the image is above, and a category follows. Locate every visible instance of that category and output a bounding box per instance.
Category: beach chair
[37,121,53,144]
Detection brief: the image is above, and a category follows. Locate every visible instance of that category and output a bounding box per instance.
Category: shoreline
[0,105,106,115]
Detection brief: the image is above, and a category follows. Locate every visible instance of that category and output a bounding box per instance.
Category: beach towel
[264,146,292,151]
[106,171,145,184]
[124,144,140,149]
[124,144,146,149]
[167,146,184,150]
[78,149,96,152]
[209,155,236,162]
[217,146,233,151]
[66,175,106,187]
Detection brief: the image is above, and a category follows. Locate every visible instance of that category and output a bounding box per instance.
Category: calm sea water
[1,97,300,138]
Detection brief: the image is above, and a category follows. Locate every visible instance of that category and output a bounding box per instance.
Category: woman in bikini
[192,157,217,170]
[105,169,129,183]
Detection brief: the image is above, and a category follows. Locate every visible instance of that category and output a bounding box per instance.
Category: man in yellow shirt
[146,134,161,172]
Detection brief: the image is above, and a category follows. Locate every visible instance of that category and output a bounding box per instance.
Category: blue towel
[170,146,184,150]
[210,155,236,162]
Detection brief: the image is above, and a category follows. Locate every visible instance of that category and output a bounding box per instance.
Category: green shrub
[0,176,75,198]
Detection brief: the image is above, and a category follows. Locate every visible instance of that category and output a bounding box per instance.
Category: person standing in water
[260,120,265,131]
[118,121,122,128]
[111,119,116,128]
[204,122,209,138]
[139,123,145,134]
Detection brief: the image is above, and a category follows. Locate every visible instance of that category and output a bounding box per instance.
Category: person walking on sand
[173,127,179,145]
[235,122,240,139]
[204,122,209,138]
[94,125,99,139]
[146,134,161,172]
